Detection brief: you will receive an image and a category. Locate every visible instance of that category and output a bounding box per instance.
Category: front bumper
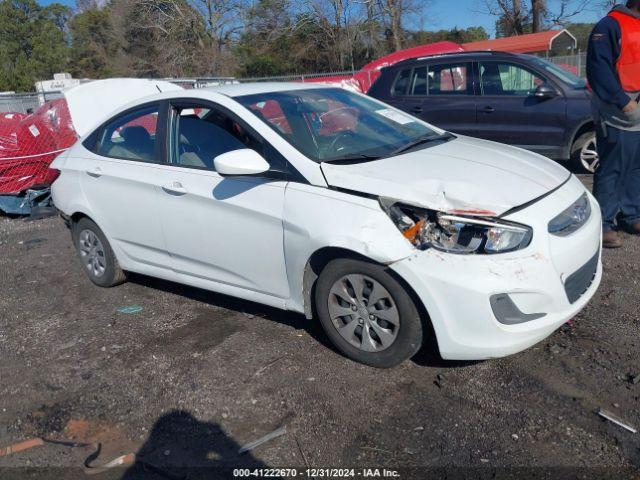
[390,175,602,360]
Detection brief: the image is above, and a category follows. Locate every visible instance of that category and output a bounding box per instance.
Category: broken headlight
[381,200,532,254]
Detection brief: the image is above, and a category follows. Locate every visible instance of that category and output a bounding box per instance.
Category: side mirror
[214,149,270,176]
[534,84,558,99]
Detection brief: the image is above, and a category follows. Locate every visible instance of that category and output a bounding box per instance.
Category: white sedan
[51,83,602,367]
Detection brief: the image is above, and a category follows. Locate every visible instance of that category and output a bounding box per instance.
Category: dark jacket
[587,5,640,131]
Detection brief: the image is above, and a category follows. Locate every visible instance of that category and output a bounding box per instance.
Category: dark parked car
[368,51,598,172]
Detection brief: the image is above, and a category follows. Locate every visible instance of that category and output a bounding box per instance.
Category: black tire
[570,131,598,174]
[73,217,126,287]
[315,258,423,368]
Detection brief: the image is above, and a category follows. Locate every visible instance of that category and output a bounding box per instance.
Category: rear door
[476,60,567,157]
[77,103,169,269]
[397,61,477,136]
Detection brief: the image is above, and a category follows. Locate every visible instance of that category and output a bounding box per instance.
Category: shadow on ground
[120,410,268,480]
[130,273,476,370]
[127,273,335,351]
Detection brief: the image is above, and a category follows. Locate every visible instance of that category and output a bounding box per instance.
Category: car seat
[178,117,244,168]
[481,64,504,96]
[120,126,155,161]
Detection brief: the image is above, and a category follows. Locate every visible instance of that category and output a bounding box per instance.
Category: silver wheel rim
[327,274,399,352]
[78,229,107,278]
[580,136,599,173]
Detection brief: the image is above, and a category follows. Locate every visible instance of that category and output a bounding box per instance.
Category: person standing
[587,0,640,248]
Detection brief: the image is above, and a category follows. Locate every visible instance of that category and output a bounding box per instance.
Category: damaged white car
[51,83,602,367]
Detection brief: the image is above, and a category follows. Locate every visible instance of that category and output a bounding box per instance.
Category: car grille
[564,250,599,304]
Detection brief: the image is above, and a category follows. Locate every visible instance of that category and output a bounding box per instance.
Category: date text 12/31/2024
[233,468,401,478]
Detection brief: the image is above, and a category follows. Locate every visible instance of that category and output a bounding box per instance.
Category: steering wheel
[328,130,357,156]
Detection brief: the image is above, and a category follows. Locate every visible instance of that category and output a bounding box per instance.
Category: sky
[427,0,603,36]
[38,0,605,38]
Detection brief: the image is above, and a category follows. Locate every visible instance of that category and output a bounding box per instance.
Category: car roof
[200,82,327,97]
[80,82,335,139]
[392,50,525,68]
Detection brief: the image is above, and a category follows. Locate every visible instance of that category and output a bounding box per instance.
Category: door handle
[481,106,495,114]
[86,166,102,178]
[410,106,423,114]
[162,181,187,195]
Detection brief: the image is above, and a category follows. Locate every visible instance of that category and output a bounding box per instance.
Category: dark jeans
[593,126,640,231]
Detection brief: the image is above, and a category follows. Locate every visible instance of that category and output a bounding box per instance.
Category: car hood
[321,135,571,216]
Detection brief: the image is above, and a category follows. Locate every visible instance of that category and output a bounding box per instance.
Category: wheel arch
[301,246,436,354]
[70,211,91,226]
[570,120,595,154]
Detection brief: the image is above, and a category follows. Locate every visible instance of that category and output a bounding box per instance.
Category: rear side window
[392,63,470,96]
[96,106,159,162]
[410,67,427,95]
[428,63,470,95]
[391,69,411,96]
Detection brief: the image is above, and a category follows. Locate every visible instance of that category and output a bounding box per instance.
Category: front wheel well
[70,212,91,227]
[302,247,373,319]
[571,121,595,152]
[301,247,435,354]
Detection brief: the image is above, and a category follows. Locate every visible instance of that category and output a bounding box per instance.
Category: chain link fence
[548,52,587,79]
[0,91,63,115]
[0,54,588,114]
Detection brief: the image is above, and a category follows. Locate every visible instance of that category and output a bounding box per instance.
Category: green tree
[110,0,212,78]
[0,0,70,92]
[69,7,117,79]
[408,26,489,47]
[235,0,294,76]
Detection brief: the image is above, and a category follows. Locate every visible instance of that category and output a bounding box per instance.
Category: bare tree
[375,0,428,51]
[596,0,618,14]
[110,0,212,77]
[301,0,362,70]
[380,0,404,50]
[483,0,527,36]
[188,0,244,72]
[482,0,590,36]
[546,0,590,27]
[531,0,546,32]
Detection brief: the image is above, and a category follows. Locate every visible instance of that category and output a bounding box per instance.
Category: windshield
[236,88,444,163]
[526,56,586,89]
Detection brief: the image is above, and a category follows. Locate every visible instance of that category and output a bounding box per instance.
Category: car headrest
[120,126,151,145]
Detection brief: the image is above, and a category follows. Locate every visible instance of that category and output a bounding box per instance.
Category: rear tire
[73,217,126,287]
[570,132,598,174]
[315,258,423,368]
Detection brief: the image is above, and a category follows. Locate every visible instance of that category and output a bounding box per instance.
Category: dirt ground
[0,175,638,479]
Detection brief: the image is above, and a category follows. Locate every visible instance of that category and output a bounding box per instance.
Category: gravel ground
[0,175,638,479]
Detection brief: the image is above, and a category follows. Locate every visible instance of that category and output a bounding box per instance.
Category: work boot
[625,222,640,235]
[602,230,623,249]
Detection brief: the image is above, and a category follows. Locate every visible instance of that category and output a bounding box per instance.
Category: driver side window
[168,103,290,175]
[169,105,265,170]
[480,62,545,96]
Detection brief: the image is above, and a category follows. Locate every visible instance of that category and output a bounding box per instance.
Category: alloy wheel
[580,136,599,173]
[327,274,400,352]
[78,229,107,278]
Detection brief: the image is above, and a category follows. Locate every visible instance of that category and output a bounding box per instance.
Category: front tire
[315,258,423,368]
[73,217,126,287]
[570,132,598,173]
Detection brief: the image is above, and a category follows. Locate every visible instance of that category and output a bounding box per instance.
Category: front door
[476,60,567,157]
[156,100,290,299]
